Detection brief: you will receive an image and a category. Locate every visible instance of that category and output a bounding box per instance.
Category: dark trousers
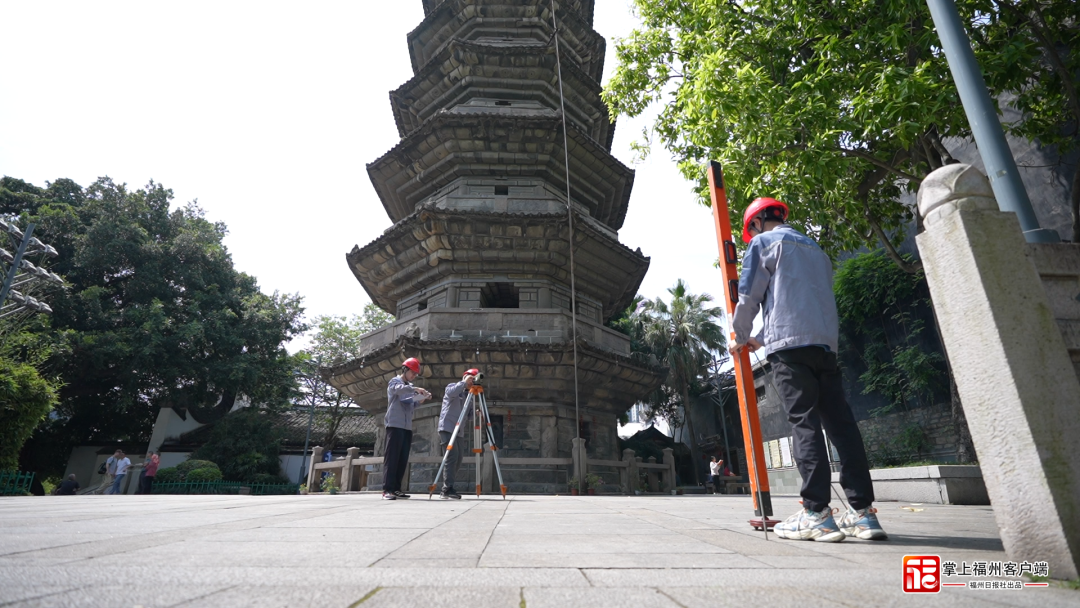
[140,475,154,494]
[768,346,875,512]
[382,427,413,493]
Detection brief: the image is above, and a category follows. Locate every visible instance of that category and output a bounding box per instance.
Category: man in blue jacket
[732,197,886,542]
[383,357,431,500]
[438,368,479,499]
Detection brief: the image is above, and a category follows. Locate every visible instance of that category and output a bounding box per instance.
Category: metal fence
[151,481,299,496]
[0,471,35,496]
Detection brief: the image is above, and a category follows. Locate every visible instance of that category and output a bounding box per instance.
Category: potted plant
[585,473,603,495]
[320,474,340,495]
[568,477,580,496]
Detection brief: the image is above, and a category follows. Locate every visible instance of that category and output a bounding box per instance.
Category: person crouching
[382,357,431,500]
[438,368,479,499]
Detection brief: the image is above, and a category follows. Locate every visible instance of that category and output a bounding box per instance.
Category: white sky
[0,1,728,347]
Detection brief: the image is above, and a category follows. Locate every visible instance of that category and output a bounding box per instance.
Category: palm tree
[638,280,726,485]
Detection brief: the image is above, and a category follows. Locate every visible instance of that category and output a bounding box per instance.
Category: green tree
[189,409,283,482]
[2,177,306,477]
[0,341,60,469]
[603,0,1080,269]
[637,280,726,484]
[296,305,393,450]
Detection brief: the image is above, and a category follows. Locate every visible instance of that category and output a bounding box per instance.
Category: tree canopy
[295,305,394,450]
[2,176,305,476]
[603,0,1080,269]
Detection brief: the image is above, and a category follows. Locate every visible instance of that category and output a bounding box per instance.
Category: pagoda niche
[325,0,663,493]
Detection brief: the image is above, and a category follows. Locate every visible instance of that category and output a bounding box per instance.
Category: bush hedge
[185,467,223,482]
[154,467,181,483]
[176,459,219,475]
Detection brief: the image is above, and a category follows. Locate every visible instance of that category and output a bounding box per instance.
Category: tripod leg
[429,393,472,499]
[474,396,483,498]
[478,393,508,499]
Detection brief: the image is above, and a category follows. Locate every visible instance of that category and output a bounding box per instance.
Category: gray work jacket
[385,376,420,430]
[438,381,472,433]
[732,225,839,356]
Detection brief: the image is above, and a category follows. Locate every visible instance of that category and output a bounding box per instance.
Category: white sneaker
[837,507,888,540]
[773,507,846,542]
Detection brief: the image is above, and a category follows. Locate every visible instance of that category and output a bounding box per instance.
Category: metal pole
[711,356,733,475]
[299,361,318,485]
[0,223,35,310]
[925,0,1058,243]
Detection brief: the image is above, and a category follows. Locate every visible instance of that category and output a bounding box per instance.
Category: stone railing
[306,442,676,495]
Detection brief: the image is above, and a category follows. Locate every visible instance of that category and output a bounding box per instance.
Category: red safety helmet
[402,357,421,374]
[464,368,480,377]
[742,197,790,243]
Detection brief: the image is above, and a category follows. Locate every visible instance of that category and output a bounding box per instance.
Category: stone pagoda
[324,0,663,492]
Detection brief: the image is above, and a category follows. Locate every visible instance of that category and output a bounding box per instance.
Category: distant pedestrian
[96,450,121,494]
[437,368,478,499]
[382,357,431,500]
[54,474,80,495]
[140,452,160,495]
[106,451,132,495]
[709,456,722,493]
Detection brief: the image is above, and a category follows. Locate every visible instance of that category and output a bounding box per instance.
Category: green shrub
[176,459,219,475]
[185,467,222,483]
[154,467,181,483]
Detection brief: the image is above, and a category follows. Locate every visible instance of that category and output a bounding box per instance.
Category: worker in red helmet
[382,357,432,500]
[732,198,886,542]
[436,368,480,499]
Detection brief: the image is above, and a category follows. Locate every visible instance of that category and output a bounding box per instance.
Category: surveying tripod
[428,381,508,499]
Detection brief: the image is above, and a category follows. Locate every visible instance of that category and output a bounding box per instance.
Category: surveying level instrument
[428,373,508,499]
[707,161,779,537]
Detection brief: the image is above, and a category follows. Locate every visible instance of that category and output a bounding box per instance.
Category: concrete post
[917,164,1080,579]
[622,448,637,495]
[662,448,676,493]
[343,447,360,492]
[307,446,324,493]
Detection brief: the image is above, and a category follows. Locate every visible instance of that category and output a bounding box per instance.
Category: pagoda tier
[323,335,661,416]
[421,0,595,23]
[391,38,614,147]
[409,0,604,81]
[346,204,649,321]
[367,111,633,229]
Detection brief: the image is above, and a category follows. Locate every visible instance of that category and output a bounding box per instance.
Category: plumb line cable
[549,0,583,463]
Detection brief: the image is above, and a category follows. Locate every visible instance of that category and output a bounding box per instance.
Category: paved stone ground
[1,493,1076,607]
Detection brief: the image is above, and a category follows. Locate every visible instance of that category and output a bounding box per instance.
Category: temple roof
[346,203,648,321]
[366,111,633,229]
[390,38,613,147]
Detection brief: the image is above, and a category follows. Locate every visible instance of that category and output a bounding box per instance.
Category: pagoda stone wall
[326,0,663,493]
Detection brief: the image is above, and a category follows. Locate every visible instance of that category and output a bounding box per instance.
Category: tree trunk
[680,385,702,486]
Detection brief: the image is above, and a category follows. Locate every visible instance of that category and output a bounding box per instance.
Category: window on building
[494,185,509,195]
[480,283,519,308]
[417,300,427,312]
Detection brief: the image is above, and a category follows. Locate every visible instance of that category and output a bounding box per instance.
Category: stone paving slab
[0,494,1076,607]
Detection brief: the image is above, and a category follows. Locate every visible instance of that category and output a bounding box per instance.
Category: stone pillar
[662,448,676,493]
[538,287,552,308]
[623,449,638,495]
[917,164,1080,579]
[307,446,324,493]
[342,447,360,492]
[571,437,587,492]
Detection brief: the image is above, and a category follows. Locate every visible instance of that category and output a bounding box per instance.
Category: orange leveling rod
[707,161,778,533]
